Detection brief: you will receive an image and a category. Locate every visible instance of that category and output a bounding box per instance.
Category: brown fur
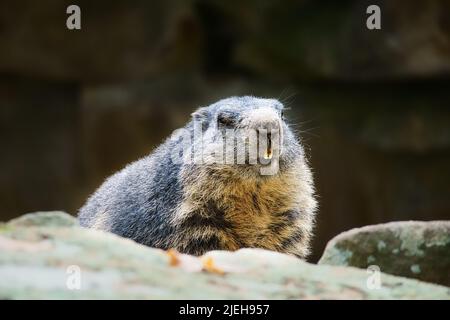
[171,157,316,258]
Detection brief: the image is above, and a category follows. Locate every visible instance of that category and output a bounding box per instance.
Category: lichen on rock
[7,211,77,228]
[0,212,449,299]
[319,221,450,287]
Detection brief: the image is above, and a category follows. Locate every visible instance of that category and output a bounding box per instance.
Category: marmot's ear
[191,106,210,121]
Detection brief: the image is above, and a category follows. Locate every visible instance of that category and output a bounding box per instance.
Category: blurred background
[1,0,449,262]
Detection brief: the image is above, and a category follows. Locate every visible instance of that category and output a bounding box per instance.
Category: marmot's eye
[217,112,236,127]
[280,110,285,119]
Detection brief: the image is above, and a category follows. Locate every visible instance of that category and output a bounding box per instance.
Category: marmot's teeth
[264,149,273,160]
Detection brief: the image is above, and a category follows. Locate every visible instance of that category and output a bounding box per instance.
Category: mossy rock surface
[319,221,450,287]
[7,211,77,227]
[0,212,449,299]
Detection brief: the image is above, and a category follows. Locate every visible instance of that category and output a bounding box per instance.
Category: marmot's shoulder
[78,145,184,236]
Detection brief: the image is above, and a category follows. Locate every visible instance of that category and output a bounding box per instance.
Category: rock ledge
[0,212,449,299]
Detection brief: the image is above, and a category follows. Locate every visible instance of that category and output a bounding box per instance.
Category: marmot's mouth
[263,132,273,160]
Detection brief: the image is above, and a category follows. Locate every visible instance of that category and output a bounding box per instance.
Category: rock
[8,211,77,227]
[1,1,449,81]
[319,221,450,287]
[211,0,450,80]
[0,212,449,299]
[0,0,203,81]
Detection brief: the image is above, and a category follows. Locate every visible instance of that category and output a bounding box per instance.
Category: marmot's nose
[249,107,281,130]
[248,107,284,160]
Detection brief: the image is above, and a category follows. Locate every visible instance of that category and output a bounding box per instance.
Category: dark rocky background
[1,0,449,262]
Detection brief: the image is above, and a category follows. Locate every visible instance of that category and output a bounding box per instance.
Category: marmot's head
[180,96,304,177]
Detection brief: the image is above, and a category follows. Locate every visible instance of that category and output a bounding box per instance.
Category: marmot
[78,96,317,258]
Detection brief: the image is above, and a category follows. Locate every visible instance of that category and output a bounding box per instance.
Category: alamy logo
[66,265,82,290]
[366,5,381,30]
[366,265,381,290]
[66,5,81,30]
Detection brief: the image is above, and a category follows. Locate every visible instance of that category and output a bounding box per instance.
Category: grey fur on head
[78,96,317,258]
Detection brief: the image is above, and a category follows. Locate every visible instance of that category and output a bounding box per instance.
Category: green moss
[377,240,387,251]
[411,265,421,274]
[397,228,426,257]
